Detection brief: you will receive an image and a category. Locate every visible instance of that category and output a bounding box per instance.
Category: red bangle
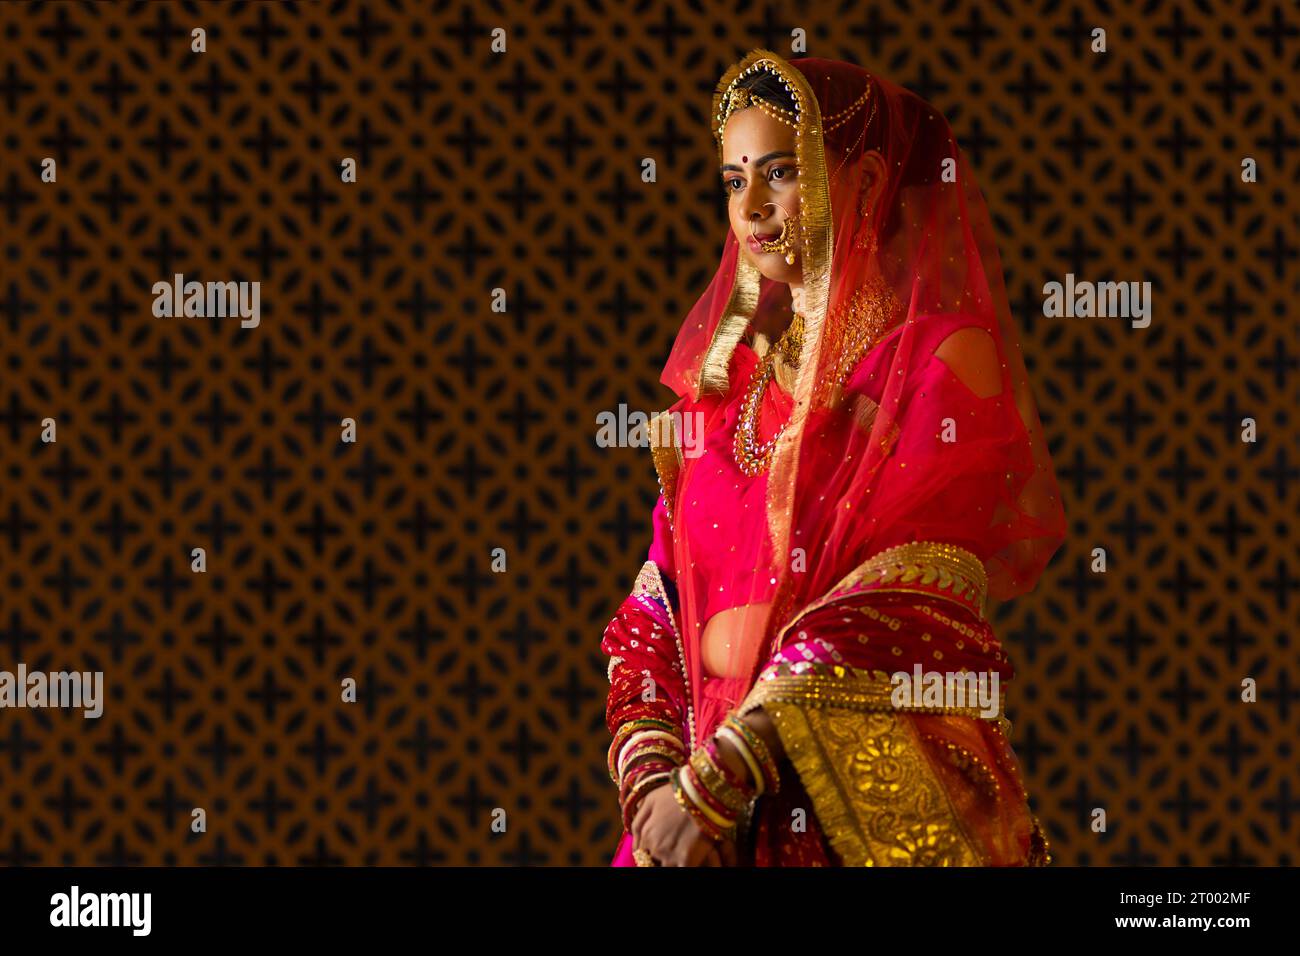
[670,766,730,843]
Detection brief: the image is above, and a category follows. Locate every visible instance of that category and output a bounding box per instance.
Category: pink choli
[650,341,788,622]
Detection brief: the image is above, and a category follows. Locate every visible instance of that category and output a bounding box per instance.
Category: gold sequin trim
[696,254,762,398]
[1028,814,1052,866]
[921,731,1001,800]
[648,409,682,529]
[846,542,988,601]
[737,661,1004,720]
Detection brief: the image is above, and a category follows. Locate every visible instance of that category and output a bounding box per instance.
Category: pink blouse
[645,339,812,621]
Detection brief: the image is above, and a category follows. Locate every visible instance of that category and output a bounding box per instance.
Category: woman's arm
[602,494,686,734]
[602,494,692,829]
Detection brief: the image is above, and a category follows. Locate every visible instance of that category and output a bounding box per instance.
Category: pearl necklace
[733,314,804,477]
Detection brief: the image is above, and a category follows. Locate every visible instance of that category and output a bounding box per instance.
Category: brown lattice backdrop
[0,0,1296,866]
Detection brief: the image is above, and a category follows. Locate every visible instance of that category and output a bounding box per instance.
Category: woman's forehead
[720,108,796,162]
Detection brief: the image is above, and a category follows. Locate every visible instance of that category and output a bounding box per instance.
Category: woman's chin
[750,254,801,283]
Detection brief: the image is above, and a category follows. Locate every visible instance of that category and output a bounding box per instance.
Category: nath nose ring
[749,201,798,264]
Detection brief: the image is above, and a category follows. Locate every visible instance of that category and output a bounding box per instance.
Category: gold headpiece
[714,60,804,157]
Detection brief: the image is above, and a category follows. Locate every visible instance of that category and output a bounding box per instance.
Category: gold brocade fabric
[798,540,991,633]
[762,703,984,866]
[739,669,1047,866]
[738,659,1010,732]
[732,540,1049,867]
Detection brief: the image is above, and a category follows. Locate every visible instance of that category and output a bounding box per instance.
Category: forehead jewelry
[716,68,802,147]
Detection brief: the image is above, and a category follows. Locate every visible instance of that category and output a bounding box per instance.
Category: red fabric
[671,344,786,623]
[600,591,687,749]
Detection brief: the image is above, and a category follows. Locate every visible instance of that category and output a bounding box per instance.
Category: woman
[602,49,1066,867]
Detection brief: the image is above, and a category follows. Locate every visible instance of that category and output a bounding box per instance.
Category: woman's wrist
[715,712,782,796]
[740,708,785,765]
[624,750,680,776]
[711,733,757,789]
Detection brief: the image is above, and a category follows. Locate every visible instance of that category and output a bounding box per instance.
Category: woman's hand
[631,781,735,866]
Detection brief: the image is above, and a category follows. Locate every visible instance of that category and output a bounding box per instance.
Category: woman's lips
[748,233,779,252]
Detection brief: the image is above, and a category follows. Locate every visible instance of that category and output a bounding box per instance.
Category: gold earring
[856,192,877,254]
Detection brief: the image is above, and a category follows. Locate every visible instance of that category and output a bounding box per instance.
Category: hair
[731,68,799,116]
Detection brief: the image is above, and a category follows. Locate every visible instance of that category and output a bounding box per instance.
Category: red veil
[655,50,1068,748]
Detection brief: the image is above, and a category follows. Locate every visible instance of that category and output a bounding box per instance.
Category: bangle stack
[671,713,782,843]
[610,717,688,831]
[718,714,780,795]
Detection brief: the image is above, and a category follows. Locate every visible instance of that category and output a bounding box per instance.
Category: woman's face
[719,105,802,287]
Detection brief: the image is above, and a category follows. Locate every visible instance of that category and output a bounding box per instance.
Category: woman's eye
[723,178,742,193]
[770,166,795,182]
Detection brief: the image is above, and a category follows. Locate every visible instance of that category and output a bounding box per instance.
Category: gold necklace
[733,314,803,477]
[819,277,902,403]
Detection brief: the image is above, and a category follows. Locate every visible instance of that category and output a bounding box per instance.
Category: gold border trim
[776,540,990,650]
[760,51,833,568]
[696,255,761,398]
[737,662,1005,722]
[648,409,682,527]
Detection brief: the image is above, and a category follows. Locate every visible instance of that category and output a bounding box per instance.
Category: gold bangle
[626,769,672,804]
[611,723,681,762]
[690,747,752,814]
[716,725,765,796]
[723,715,781,794]
[616,731,685,778]
[619,744,686,787]
[676,762,736,832]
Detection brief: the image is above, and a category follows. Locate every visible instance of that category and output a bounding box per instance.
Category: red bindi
[742,155,747,163]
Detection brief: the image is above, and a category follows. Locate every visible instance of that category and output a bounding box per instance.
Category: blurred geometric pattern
[0,0,1296,864]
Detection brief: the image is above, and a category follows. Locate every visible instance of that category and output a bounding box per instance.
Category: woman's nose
[743,186,772,221]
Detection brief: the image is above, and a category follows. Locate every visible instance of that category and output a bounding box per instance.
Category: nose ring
[749,201,798,264]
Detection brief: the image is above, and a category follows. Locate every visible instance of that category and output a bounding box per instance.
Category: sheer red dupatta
[644,51,1066,865]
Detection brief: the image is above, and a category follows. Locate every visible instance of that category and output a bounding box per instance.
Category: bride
[602,48,1066,866]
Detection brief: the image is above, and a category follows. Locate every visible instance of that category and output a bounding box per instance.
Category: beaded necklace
[732,313,804,477]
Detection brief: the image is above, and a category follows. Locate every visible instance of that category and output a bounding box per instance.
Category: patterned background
[0,0,1296,865]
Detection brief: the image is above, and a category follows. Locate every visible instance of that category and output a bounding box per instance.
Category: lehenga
[603,50,1066,867]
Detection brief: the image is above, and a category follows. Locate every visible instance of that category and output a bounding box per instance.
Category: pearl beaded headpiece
[714,60,804,160]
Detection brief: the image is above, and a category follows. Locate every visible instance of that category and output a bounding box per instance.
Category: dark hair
[731,69,799,116]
